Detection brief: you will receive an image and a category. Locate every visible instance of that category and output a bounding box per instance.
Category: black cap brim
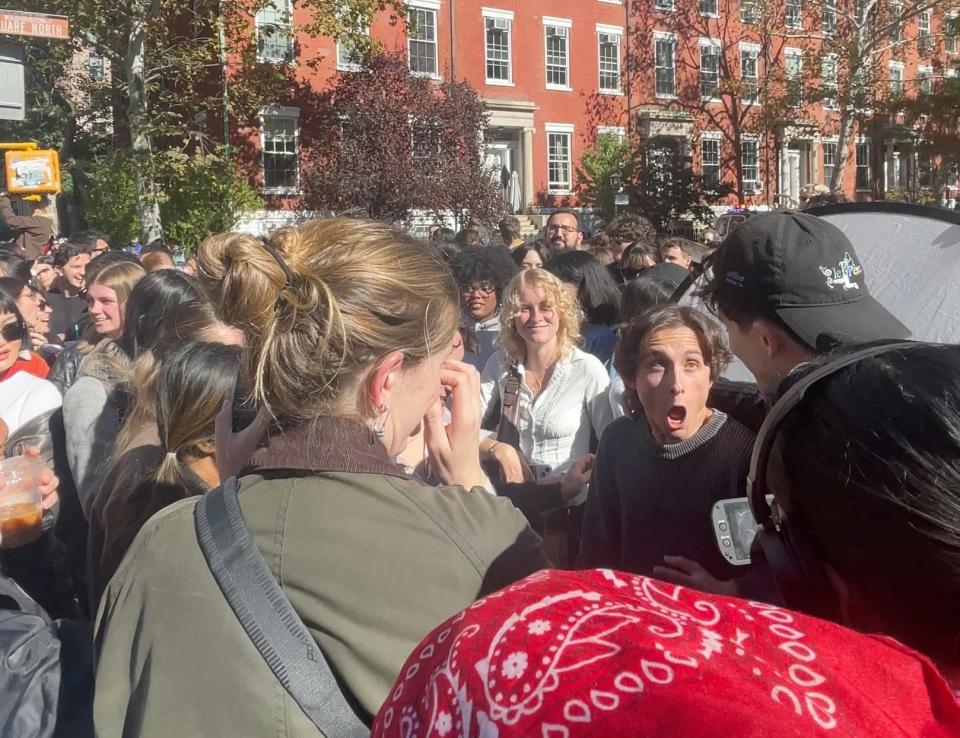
[776,295,911,352]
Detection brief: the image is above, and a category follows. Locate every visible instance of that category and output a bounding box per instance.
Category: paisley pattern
[374,569,960,738]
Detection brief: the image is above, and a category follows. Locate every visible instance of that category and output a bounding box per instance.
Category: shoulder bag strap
[194,478,368,738]
[497,362,523,447]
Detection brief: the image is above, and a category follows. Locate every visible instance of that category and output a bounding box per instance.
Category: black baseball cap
[712,212,910,350]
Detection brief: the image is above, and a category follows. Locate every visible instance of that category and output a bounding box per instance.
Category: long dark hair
[0,289,27,358]
[116,270,205,361]
[546,250,621,326]
[776,343,960,665]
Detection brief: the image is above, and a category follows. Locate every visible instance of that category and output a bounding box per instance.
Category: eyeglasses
[1,322,23,342]
[460,281,496,296]
[547,225,578,235]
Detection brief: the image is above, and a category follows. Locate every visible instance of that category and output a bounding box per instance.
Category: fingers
[422,398,451,460]
[661,555,702,575]
[652,566,691,587]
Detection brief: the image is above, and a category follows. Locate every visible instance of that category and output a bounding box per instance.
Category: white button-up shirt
[480,347,615,476]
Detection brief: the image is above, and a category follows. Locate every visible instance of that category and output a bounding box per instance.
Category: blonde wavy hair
[195,218,460,424]
[497,268,583,364]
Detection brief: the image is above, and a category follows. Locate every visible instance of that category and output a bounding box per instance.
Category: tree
[82,148,262,250]
[301,51,502,225]
[801,0,960,194]
[623,141,732,231]
[576,134,629,220]
[13,0,405,241]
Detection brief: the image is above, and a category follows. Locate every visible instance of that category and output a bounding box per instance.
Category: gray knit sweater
[576,410,756,579]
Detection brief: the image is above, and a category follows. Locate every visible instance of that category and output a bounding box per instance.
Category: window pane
[486,18,511,81]
[599,33,621,92]
[262,116,299,190]
[655,38,676,96]
[701,138,721,185]
[257,0,293,62]
[823,0,836,33]
[742,140,759,183]
[700,0,719,15]
[856,141,870,189]
[700,43,720,98]
[786,0,802,28]
[548,133,571,191]
[546,26,569,86]
[409,9,437,75]
[741,48,759,103]
[823,142,837,184]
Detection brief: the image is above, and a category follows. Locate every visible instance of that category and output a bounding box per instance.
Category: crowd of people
[0,199,957,738]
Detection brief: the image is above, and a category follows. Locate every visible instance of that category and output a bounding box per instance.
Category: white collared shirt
[479,347,614,476]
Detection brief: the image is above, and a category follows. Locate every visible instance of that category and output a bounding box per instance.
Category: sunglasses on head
[1,322,23,342]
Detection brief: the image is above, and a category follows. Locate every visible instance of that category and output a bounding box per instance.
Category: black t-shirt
[45,291,87,341]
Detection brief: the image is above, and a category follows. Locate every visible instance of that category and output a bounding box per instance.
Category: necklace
[526,359,558,395]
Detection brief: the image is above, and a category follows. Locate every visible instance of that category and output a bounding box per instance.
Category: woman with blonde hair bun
[94,218,549,737]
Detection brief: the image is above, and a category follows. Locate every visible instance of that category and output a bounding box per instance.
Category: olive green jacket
[93,420,548,737]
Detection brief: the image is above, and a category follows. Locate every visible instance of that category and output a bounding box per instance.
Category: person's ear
[368,350,405,414]
[752,319,782,359]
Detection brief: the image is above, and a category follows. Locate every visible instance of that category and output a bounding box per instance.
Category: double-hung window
[822,140,838,185]
[408,1,440,77]
[256,0,294,64]
[888,60,904,96]
[597,25,622,93]
[261,107,299,193]
[544,18,572,89]
[545,124,574,194]
[484,9,513,84]
[918,10,932,52]
[654,32,677,98]
[786,0,802,29]
[701,133,722,186]
[785,48,804,107]
[856,139,870,190]
[700,0,719,17]
[822,54,839,109]
[918,65,933,95]
[741,136,761,191]
[822,0,836,34]
[700,39,722,100]
[740,43,760,104]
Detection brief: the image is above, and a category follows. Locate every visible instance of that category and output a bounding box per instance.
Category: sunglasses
[1,322,23,342]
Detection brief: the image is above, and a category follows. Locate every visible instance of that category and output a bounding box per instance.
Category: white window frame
[785,47,804,107]
[740,42,761,105]
[545,123,575,195]
[654,31,678,99]
[741,135,761,191]
[654,0,676,12]
[260,105,300,195]
[822,0,837,35]
[918,10,932,51]
[408,0,441,80]
[741,0,761,24]
[543,17,573,91]
[822,137,839,185]
[947,12,958,54]
[596,125,626,143]
[918,64,933,94]
[255,0,294,65]
[855,137,870,191]
[483,8,514,86]
[888,60,905,95]
[700,0,720,18]
[822,53,839,109]
[597,24,623,95]
[336,26,369,72]
[785,0,803,29]
[699,38,722,102]
[700,131,722,186]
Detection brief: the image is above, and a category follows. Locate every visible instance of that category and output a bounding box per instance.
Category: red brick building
[242,0,959,224]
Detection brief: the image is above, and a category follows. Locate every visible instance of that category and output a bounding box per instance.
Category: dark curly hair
[452,246,519,302]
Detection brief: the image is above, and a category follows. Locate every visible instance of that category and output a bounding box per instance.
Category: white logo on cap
[819,252,863,291]
[725,270,745,288]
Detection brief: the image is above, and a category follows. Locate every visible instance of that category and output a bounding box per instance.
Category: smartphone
[711,496,774,566]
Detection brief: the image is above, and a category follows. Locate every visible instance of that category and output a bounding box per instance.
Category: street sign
[0,42,24,121]
[615,193,629,206]
[0,10,69,40]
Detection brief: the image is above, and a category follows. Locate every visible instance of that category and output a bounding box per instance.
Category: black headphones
[747,340,919,620]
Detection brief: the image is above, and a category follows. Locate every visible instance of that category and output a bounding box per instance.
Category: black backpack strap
[194,478,368,737]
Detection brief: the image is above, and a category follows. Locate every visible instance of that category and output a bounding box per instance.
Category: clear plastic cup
[0,456,45,548]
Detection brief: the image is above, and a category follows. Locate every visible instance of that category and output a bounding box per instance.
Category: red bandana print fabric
[373,569,960,738]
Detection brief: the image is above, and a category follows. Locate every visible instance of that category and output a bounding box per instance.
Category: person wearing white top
[0,298,61,435]
[479,269,613,495]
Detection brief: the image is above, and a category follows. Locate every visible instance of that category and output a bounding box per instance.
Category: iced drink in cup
[0,455,45,548]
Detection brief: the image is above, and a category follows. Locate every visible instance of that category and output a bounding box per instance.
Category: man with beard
[544,209,583,256]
